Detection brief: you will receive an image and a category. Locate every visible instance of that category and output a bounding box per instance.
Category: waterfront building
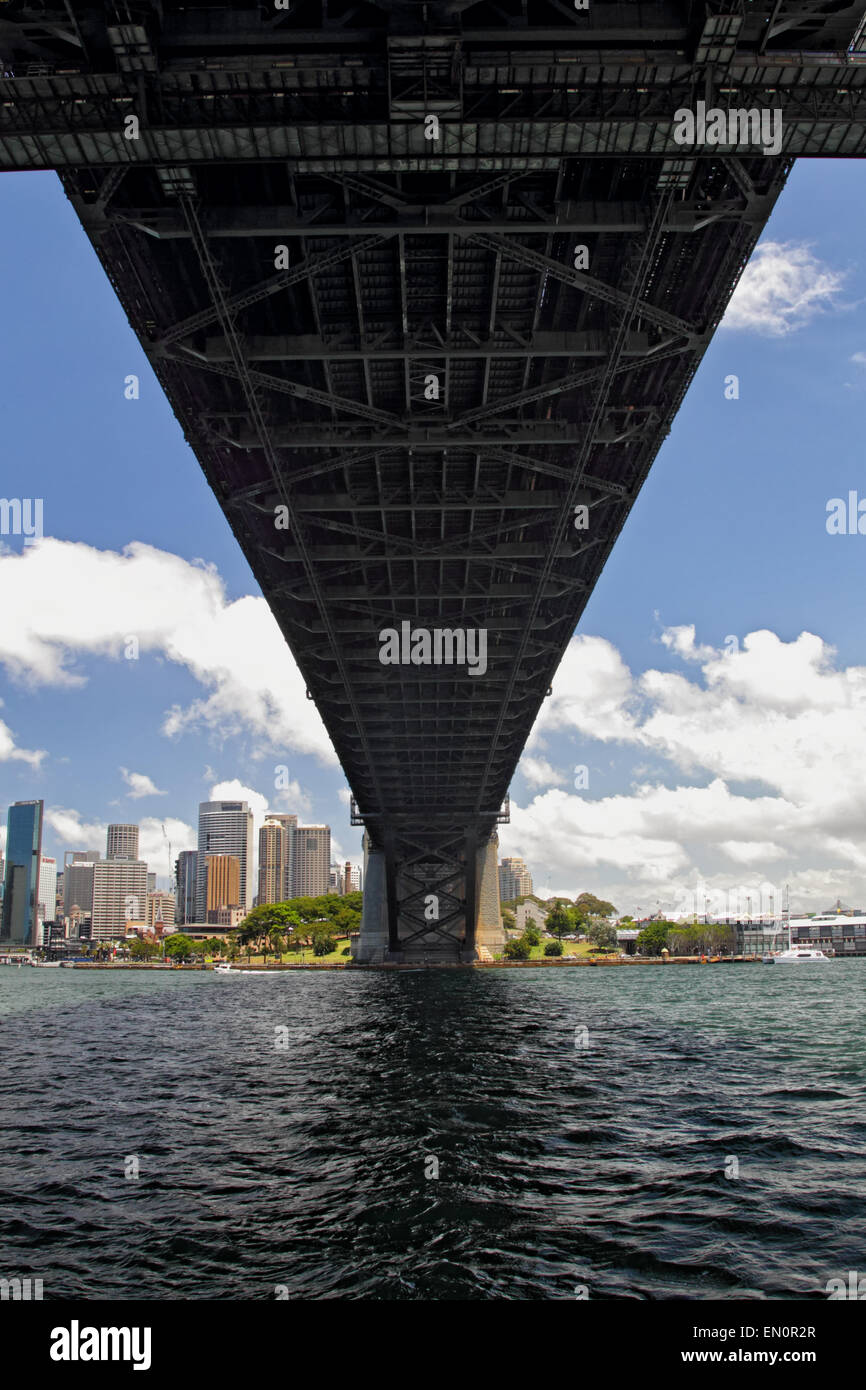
[258,816,295,904]
[196,802,254,918]
[1,800,44,946]
[293,825,330,898]
[788,914,866,958]
[205,854,240,914]
[175,850,198,924]
[91,858,149,941]
[106,824,139,860]
[499,856,534,902]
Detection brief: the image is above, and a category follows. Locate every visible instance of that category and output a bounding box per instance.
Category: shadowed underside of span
[2,1,865,956]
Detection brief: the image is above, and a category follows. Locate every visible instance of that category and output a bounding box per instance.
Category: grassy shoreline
[51,954,763,971]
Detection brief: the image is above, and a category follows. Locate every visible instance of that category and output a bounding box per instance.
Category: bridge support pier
[351,837,390,964]
[351,830,505,964]
[468,833,507,962]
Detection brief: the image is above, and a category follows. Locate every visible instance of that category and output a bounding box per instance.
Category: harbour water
[0,963,864,1300]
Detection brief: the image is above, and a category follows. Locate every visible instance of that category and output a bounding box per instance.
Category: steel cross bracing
[2,1,865,956]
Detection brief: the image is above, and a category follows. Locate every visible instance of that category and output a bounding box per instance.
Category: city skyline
[1,795,358,944]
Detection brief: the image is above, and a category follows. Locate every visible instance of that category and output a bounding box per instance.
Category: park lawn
[231,941,351,966]
[497,939,619,961]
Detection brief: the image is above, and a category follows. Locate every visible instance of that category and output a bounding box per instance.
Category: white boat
[213,963,235,973]
[772,945,833,963]
[764,913,834,963]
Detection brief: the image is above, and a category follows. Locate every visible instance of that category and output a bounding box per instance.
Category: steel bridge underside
[2,1,865,957]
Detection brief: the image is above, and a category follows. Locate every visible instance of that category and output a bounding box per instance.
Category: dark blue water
[1,963,864,1300]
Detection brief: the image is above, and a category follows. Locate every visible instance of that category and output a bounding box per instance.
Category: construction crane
[161,824,172,894]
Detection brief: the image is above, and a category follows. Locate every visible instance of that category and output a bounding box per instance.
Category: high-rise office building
[91,859,148,940]
[106,824,139,860]
[64,859,97,921]
[196,802,254,918]
[498,856,533,902]
[1,800,44,946]
[258,815,296,904]
[64,850,101,866]
[293,825,330,898]
[146,892,176,930]
[37,856,57,926]
[206,855,240,912]
[147,872,157,894]
[175,850,198,925]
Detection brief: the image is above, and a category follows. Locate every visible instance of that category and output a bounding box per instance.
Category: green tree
[636,920,671,956]
[709,923,736,955]
[668,925,690,955]
[544,939,564,957]
[234,920,261,962]
[504,936,531,960]
[524,920,541,946]
[130,938,159,960]
[587,918,617,950]
[240,902,301,936]
[546,902,572,939]
[313,934,336,957]
[575,892,616,918]
[164,933,196,961]
[501,907,516,932]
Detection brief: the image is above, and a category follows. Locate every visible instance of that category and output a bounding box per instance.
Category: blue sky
[2,160,866,914]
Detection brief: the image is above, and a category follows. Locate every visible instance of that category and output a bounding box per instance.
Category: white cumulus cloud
[120,768,166,799]
[0,713,44,769]
[502,626,866,914]
[721,240,845,337]
[0,538,338,764]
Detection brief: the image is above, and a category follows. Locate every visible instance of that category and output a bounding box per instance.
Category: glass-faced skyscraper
[195,801,254,920]
[1,800,44,946]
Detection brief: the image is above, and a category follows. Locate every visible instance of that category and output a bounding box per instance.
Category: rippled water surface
[1,963,864,1300]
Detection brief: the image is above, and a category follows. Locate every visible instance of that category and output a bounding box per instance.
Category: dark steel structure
[2,2,865,958]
